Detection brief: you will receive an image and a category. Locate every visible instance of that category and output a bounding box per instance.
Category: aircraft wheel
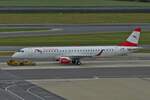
[72,59,81,65]
[72,60,75,64]
[75,59,81,65]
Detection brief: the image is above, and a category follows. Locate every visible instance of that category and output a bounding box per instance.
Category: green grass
[136,49,150,53]
[0,51,14,56]
[0,13,150,24]
[0,31,149,46]
[0,0,150,7]
[0,28,48,32]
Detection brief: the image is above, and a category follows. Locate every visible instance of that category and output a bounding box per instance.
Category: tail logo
[132,35,137,39]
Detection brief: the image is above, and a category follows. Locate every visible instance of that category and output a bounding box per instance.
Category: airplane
[12,27,142,65]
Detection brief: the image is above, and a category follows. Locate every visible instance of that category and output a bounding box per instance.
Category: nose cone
[12,52,22,58]
[12,53,18,58]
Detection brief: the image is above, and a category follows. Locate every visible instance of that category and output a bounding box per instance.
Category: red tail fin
[118,27,141,46]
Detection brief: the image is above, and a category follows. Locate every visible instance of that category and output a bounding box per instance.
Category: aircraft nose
[12,52,20,58]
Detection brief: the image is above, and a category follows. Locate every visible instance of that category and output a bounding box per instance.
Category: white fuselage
[12,46,138,59]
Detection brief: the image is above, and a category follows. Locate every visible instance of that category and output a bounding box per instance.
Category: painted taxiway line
[5,84,25,100]
[26,86,45,100]
[28,78,102,83]
[2,64,150,70]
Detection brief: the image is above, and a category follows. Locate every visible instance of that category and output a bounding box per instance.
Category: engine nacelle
[59,57,71,64]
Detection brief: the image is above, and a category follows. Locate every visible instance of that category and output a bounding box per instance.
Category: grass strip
[0,31,149,46]
[0,0,149,7]
[0,51,14,56]
[0,13,149,24]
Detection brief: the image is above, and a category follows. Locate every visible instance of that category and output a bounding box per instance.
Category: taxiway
[0,53,150,100]
[0,24,150,38]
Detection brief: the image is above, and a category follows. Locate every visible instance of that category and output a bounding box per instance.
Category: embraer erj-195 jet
[12,27,142,65]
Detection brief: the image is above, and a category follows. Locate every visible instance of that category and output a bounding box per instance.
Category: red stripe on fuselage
[118,41,138,46]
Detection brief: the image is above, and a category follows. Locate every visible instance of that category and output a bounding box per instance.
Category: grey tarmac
[0,24,150,38]
[2,67,150,80]
[0,7,150,13]
[0,57,149,100]
[0,70,66,100]
[0,63,67,100]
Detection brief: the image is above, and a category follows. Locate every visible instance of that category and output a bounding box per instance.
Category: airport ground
[0,1,149,99]
[0,0,149,7]
[0,24,149,100]
[0,24,149,46]
[0,13,150,24]
[0,24,149,99]
[0,53,150,100]
[31,78,150,100]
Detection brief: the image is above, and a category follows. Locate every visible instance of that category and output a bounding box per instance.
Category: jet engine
[59,57,71,64]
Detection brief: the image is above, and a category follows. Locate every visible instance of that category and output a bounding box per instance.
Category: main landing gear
[72,58,81,65]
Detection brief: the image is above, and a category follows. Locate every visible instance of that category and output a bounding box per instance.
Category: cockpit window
[17,49,24,52]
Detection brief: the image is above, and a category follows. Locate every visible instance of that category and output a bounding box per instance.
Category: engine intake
[59,57,71,64]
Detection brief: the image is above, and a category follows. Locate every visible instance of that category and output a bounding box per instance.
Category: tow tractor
[7,59,36,66]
